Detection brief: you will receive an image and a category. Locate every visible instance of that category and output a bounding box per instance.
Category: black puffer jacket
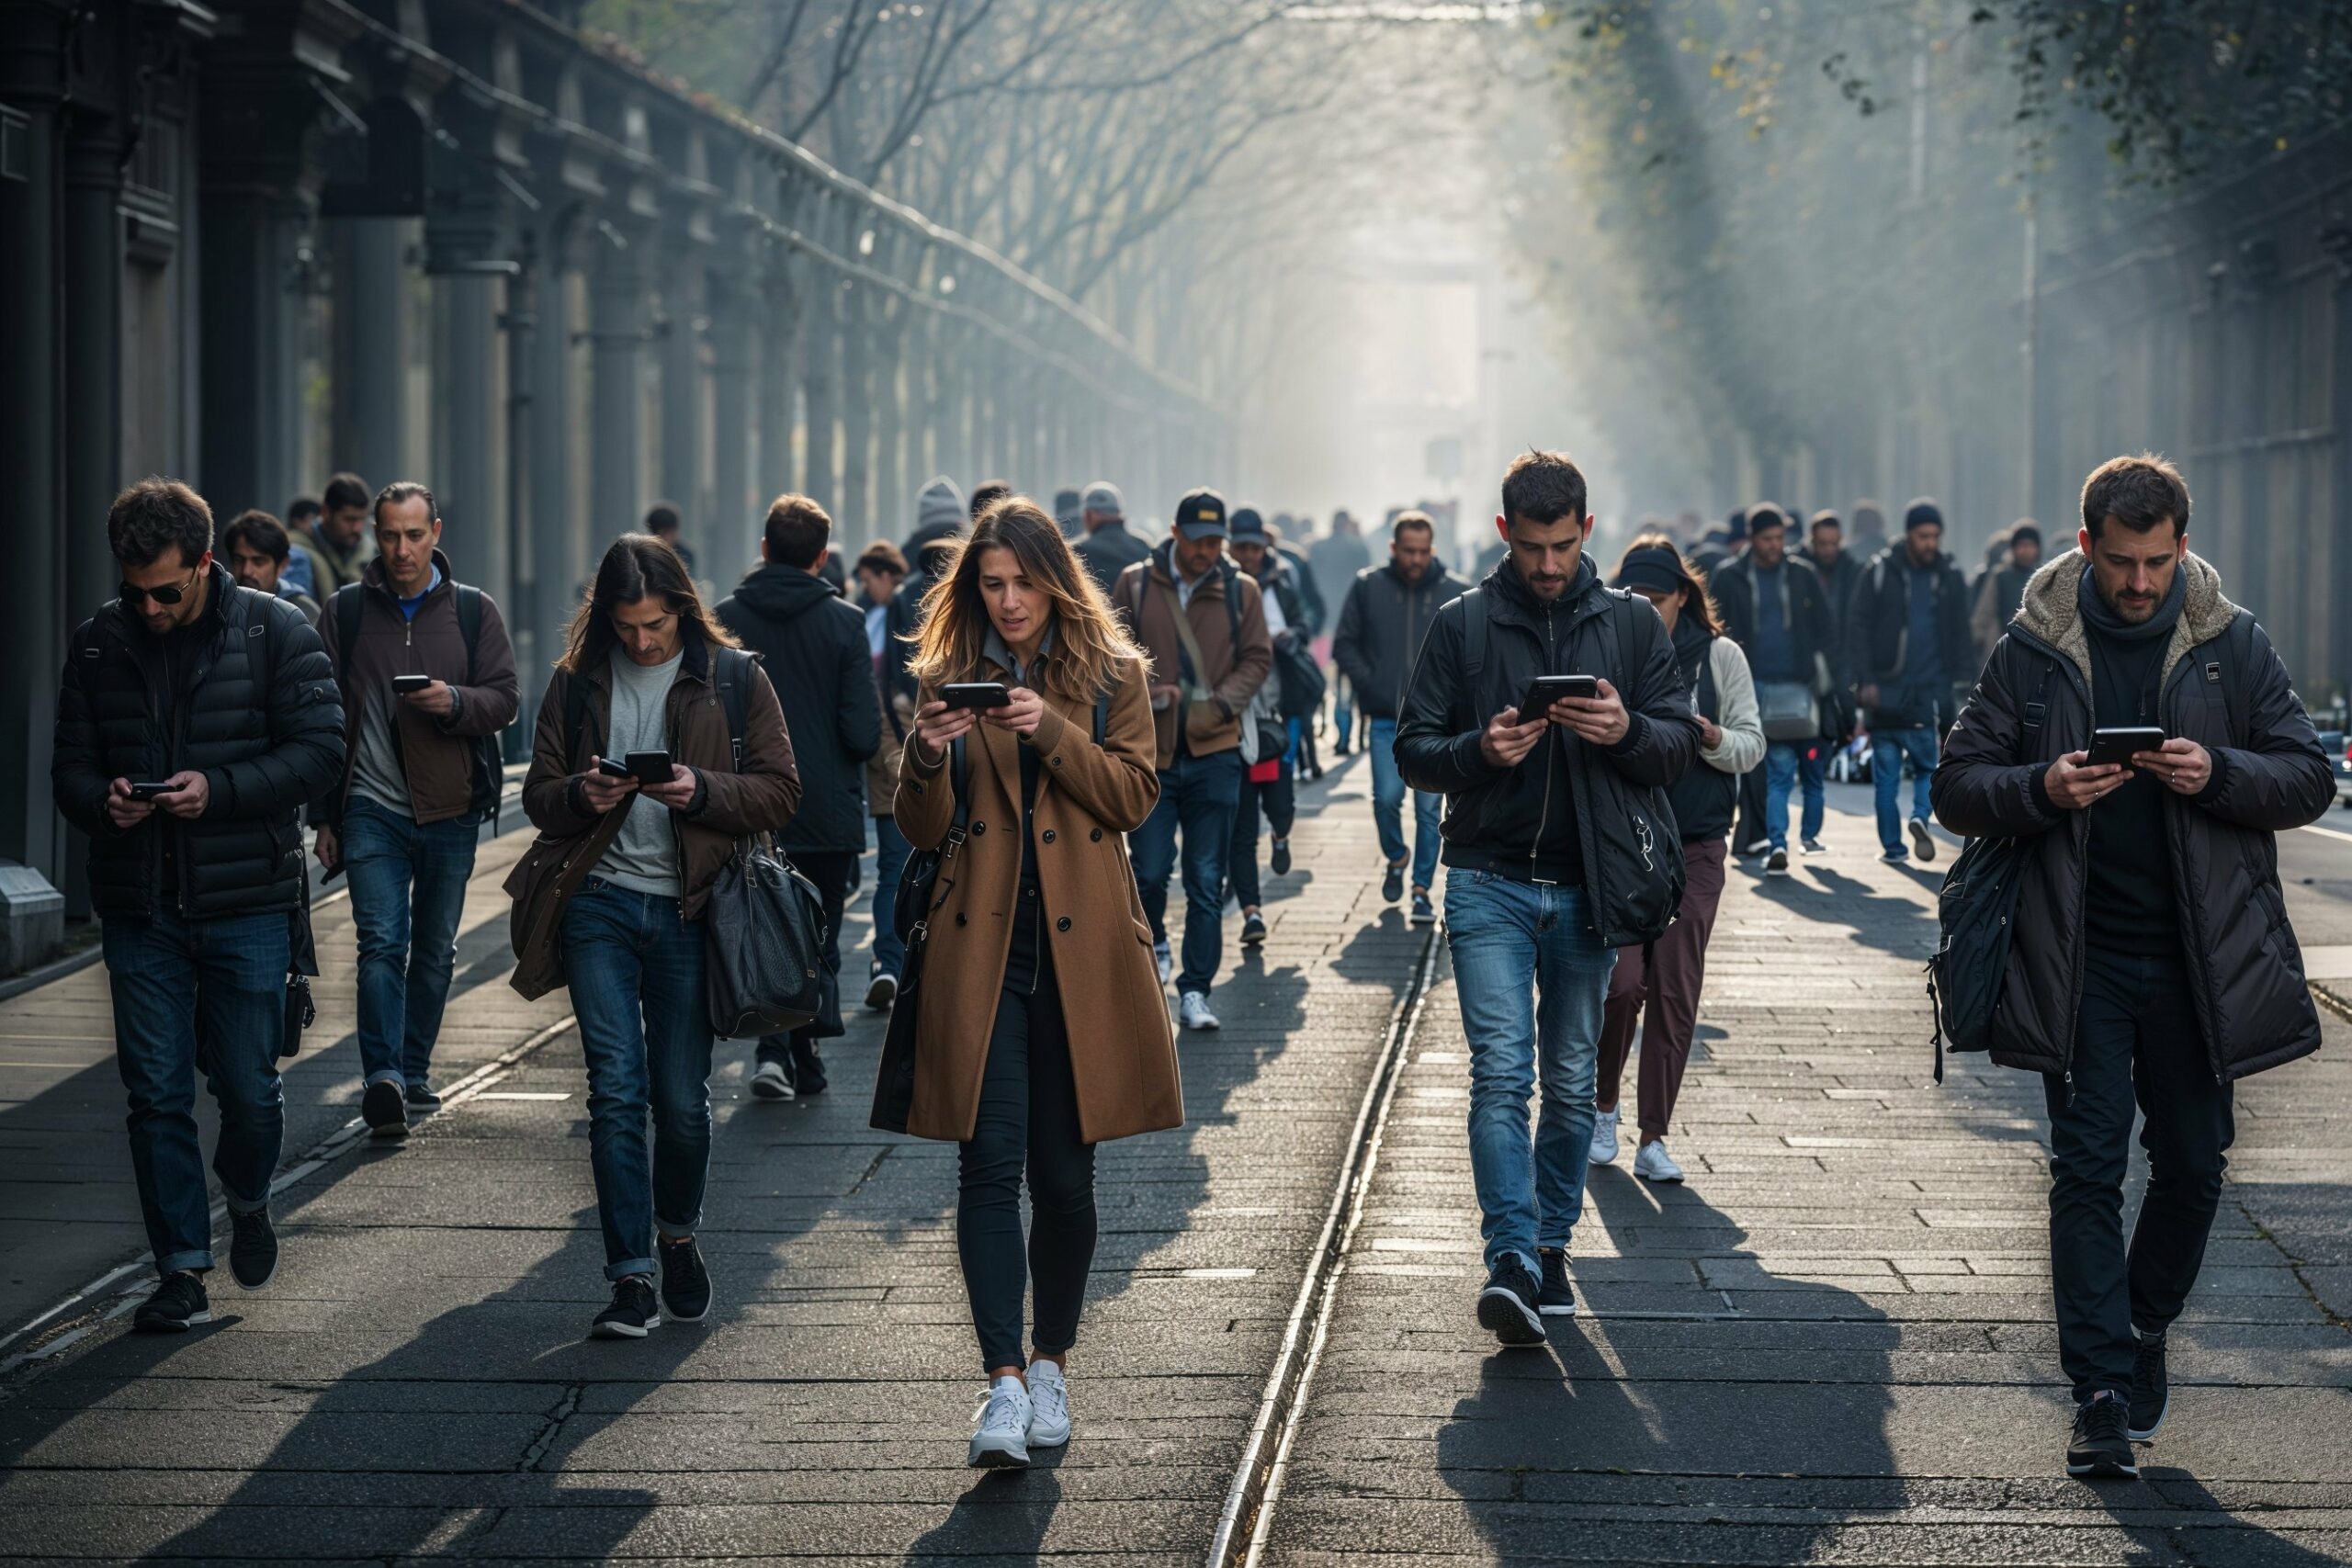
[718,563,879,853]
[1844,544,1976,727]
[1931,549,2335,1081]
[1396,558,1702,946]
[1333,560,1468,719]
[54,564,345,920]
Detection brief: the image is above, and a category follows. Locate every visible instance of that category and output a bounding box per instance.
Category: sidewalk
[1263,792,2352,1565]
[0,750,1429,1562]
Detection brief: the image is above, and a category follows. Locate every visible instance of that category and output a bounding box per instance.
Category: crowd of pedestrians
[53,438,2339,1482]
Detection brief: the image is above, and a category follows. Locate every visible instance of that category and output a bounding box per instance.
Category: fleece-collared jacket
[1113,543,1272,770]
[1930,548,2335,1081]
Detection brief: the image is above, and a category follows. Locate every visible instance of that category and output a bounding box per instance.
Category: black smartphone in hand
[127,781,174,801]
[392,674,433,695]
[595,758,636,780]
[1520,674,1599,720]
[624,750,673,784]
[2086,727,2165,768]
[942,682,1012,710]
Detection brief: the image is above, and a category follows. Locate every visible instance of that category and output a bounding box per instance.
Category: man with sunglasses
[52,479,345,1333]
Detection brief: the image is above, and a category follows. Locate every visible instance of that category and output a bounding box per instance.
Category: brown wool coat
[892,652,1180,1144]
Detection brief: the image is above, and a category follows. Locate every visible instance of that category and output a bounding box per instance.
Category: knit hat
[1611,546,1686,597]
[1175,488,1228,541]
[1726,508,1749,544]
[1904,498,1944,534]
[916,476,965,535]
[1745,502,1789,536]
[1081,480,1123,517]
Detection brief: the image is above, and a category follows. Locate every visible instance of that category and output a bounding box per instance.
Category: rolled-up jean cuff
[604,1256,656,1283]
[156,1248,214,1276]
[220,1184,272,1216]
[363,1067,405,1089]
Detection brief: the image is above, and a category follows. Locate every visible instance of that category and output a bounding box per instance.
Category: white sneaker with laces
[1634,1140,1685,1184]
[1179,991,1220,1031]
[1588,1108,1620,1166]
[968,1375,1032,1469]
[749,1061,795,1101]
[1025,1359,1071,1450]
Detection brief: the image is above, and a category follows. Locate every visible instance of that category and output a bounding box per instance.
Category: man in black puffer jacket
[1933,454,2334,1482]
[718,493,877,1100]
[53,479,345,1334]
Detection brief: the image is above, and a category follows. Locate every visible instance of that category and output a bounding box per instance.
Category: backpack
[1124,558,1258,761]
[334,581,503,829]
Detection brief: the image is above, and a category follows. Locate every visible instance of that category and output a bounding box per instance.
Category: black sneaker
[1381,860,1406,904]
[1240,912,1268,947]
[1536,1248,1577,1317]
[658,1235,712,1323]
[2065,1391,2138,1479]
[1908,818,1937,863]
[1270,839,1292,876]
[2128,1332,2168,1440]
[362,1079,409,1140]
[1409,892,1436,927]
[133,1271,211,1333]
[228,1207,277,1290]
[591,1275,662,1339]
[1476,1258,1546,1347]
[404,1081,442,1110]
[865,970,899,1010]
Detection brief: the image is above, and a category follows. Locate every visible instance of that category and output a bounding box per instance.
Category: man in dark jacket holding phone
[1396,451,1701,1345]
[1933,453,2335,1481]
[1845,500,1974,863]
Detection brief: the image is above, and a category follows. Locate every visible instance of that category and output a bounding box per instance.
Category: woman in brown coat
[894,497,1177,1469]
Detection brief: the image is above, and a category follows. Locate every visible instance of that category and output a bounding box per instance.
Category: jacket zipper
[1530,601,1557,874]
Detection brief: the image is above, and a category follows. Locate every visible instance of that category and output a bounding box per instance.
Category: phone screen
[392,674,432,694]
[625,751,673,784]
[1520,675,1599,718]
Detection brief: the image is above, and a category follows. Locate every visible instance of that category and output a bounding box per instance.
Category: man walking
[1396,451,1700,1343]
[719,494,878,1099]
[281,496,324,599]
[1709,503,1833,874]
[1227,509,1308,947]
[53,479,345,1331]
[1844,499,1973,863]
[223,510,322,626]
[1333,509,1466,924]
[1972,519,2043,661]
[1114,488,1272,1031]
[304,472,375,598]
[313,482,520,1136]
[1308,512,1373,753]
[1797,509,1863,848]
[1933,453,2335,1478]
[646,502,698,580]
[1073,480,1149,598]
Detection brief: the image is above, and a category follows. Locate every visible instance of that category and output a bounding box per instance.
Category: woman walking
[886,496,1177,1468]
[506,536,799,1338]
[1589,536,1763,1187]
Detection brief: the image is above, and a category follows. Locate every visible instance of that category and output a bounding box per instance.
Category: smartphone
[127,781,174,801]
[595,758,635,780]
[942,682,1012,710]
[1520,674,1600,719]
[2086,727,2166,768]
[624,750,673,784]
[392,673,433,695]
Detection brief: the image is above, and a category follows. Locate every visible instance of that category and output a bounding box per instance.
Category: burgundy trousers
[1596,837,1728,1141]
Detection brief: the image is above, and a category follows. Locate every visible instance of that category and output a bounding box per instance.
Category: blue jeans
[560,880,715,1280]
[871,814,912,978]
[1442,874,1616,1274]
[1872,727,1939,853]
[1369,716,1442,891]
[1762,742,1801,852]
[342,795,479,1089]
[1796,743,1827,842]
[1130,748,1242,997]
[1334,679,1355,750]
[103,908,288,1275]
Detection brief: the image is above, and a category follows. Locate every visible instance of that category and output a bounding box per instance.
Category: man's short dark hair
[223,509,292,564]
[1500,450,1589,530]
[968,480,1013,523]
[856,540,907,579]
[763,493,832,570]
[2080,453,2190,540]
[1392,510,1435,541]
[373,481,438,525]
[322,472,370,514]
[644,502,682,536]
[288,496,322,527]
[1746,502,1789,536]
[107,477,213,569]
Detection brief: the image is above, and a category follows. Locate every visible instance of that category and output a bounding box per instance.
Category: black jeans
[1227,767,1295,910]
[2042,946,2235,1401]
[957,890,1097,1372]
[757,848,854,1088]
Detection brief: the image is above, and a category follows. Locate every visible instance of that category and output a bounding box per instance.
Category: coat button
[1050,755,1062,767]
[910,782,924,795]
[1056,916,1071,932]
[1089,828,1102,841]
[1042,829,1056,843]
[956,912,967,926]
[971,821,986,835]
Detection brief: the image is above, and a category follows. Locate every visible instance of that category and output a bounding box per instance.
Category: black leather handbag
[705,834,830,1039]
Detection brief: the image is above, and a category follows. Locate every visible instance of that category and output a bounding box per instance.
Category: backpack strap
[715,646,754,773]
[563,668,593,769]
[454,584,482,685]
[2020,649,2056,758]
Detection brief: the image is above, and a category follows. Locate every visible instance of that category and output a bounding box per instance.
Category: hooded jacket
[1844,542,1976,727]
[718,563,880,853]
[1114,542,1272,770]
[1332,558,1468,720]
[1930,548,2335,1081]
[1075,519,1152,599]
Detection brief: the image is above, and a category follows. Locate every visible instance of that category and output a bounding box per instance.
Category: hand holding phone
[2086,727,2165,769]
[392,674,433,695]
[942,682,1012,710]
[1520,674,1599,723]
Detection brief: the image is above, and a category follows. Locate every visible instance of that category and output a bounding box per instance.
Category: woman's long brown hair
[557,534,741,674]
[905,496,1142,702]
[1620,531,1724,637]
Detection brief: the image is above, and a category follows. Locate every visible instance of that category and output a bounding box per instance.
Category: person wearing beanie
[1225,509,1313,947]
[1972,519,2044,662]
[1053,488,1084,540]
[1708,503,1834,872]
[887,475,970,718]
[1843,496,1974,863]
[1074,479,1149,597]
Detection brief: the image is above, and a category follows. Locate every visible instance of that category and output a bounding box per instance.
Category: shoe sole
[1409,913,1435,927]
[1766,867,1789,877]
[591,1314,662,1339]
[865,977,898,1010]
[968,1438,1032,1469]
[133,1310,211,1334]
[2065,1455,2139,1479]
[1909,822,1936,862]
[1026,1422,1071,1450]
[1476,1287,1546,1346]
[368,1122,409,1140]
[1636,1167,1685,1184]
[1240,931,1266,947]
[749,1078,795,1101]
[1538,1301,1577,1317]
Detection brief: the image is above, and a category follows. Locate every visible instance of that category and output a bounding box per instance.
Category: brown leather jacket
[504,633,800,1000]
[1113,543,1272,770]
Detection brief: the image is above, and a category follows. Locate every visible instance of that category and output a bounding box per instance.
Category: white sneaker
[1025,1359,1071,1450]
[1634,1140,1685,1184]
[1179,991,1220,1031]
[1155,941,1173,987]
[749,1061,795,1101]
[968,1375,1032,1469]
[1588,1108,1620,1166]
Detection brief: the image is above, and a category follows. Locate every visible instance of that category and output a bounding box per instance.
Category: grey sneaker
[1908,818,1937,863]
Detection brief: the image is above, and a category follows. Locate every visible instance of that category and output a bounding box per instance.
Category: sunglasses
[119,566,201,607]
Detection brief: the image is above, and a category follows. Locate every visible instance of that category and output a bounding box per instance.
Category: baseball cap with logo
[1175,487,1229,541]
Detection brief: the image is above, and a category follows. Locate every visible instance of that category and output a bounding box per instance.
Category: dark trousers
[2043,947,2235,1401]
[1733,762,1769,852]
[1227,767,1295,910]
[1596,838,1727,1140]
[757,848,854,1089]
[957,901,1097,1372]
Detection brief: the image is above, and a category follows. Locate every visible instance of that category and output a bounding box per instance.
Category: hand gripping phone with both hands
[1520,674,1599,721]
[596,751,674,784]
[941,682,1012,710]
[2086,727,2166,769]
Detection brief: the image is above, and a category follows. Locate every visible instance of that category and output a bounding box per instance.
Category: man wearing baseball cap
[1074,480,1150,598]
[1111,488,1272,1030]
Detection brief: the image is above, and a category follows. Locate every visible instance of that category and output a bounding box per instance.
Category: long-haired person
[508,536,799,1338]
[892,497,1179,1467]
[1590,536,1764,1187]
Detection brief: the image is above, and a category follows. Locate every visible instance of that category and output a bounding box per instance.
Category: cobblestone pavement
[1261,794,2352,1566]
